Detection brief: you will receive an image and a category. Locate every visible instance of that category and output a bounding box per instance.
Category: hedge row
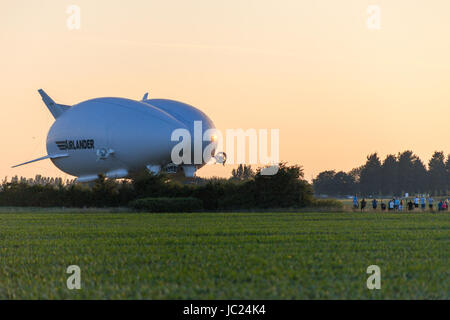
[0,163,316,210]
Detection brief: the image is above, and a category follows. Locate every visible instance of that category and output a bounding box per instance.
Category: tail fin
[11,153,69,168]
[38,89,71,119]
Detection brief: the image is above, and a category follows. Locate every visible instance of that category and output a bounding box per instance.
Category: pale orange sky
[1,0,449,181]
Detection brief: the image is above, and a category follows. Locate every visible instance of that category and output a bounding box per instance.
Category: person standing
[420,196,426,210]
[394,198,400,211]
[372,198,378,210]
[407,200,414,211]
[442,200,448,211]
[388,199,394,211]
[353,195,358,210]
[414,196,419,209]
[428,197,434,210]
[361,198,367,212]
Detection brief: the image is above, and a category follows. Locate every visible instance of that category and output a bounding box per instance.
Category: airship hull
[46,97,191,178]
[6,90,221,182]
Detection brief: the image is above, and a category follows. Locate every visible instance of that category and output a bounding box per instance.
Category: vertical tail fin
[38,89,71,119]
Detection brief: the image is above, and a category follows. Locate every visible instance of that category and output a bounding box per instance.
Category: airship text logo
[56,139,95,151]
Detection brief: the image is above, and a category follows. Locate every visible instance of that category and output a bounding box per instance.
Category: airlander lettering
[171,121,279,173]
[56,139,95,151]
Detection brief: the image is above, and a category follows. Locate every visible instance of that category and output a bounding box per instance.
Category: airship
[13,90,225,182]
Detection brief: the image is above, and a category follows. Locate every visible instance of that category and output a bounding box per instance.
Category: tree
[348,166,363,185]
[313,170,337,195]
[359,153,382,196]
[231,164,255,180]
[381,154,398,196]
[312,170,356,196]
[253,162,313,208]
[334,171,357,196]
[92,174,120,206]
[428,151,447,195]
[397,151,417,195]
[446,154,450,194]
[411,156,428,194]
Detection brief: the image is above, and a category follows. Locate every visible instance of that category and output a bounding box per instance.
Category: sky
[1,0,449,181]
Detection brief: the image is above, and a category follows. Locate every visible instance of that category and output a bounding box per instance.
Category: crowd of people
[353,195,449,212]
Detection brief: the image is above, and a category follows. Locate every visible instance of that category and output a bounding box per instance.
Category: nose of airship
[142,98,217,165]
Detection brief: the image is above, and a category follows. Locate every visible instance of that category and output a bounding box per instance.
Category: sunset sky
[1,0,449,181]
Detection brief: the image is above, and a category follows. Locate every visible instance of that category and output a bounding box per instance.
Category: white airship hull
[13,91,218,182]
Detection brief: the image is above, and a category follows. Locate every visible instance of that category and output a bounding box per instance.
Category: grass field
[0,211,448,299]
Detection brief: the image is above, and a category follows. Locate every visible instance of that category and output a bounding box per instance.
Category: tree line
[0,163,323,210]
[313,151,450,197]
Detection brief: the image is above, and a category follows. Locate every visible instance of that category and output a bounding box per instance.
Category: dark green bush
[0,163,315,210]
[129,197,203,212]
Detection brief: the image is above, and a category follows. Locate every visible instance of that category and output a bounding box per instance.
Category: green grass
[0,211,448,299]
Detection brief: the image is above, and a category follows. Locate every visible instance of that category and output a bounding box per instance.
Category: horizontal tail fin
[38,89,71,119]
[12,153,69,168]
